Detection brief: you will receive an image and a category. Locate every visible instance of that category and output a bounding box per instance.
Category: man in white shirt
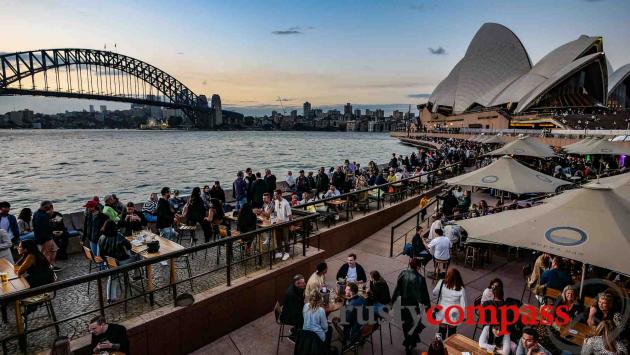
[273,189,292,261]
[428,228,451,261]
[428,212,443,240]
[285,171,296,192]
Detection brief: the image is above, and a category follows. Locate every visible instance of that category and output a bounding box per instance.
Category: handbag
[432,279,445,319]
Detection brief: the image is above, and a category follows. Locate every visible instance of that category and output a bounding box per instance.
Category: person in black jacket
[83,200,109,258]
[392,258,431,355]
[118,202,147,236]
[336,253,367,283]
[411,226,432,264]
[209,181,226,205]
[280,274,306,341]
[237,203,257,252]
[49,205,70,260]
[89,315,129,355]
[368,270,391,317]
[315,167,329,198]
[331,166,346,194]
[251,173,268,209]
[156,187,176,240]
[264,169,277,195]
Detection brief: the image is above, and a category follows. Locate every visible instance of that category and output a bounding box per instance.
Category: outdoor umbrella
[456,173,630,275]
[485,136,556,158]
[478,135,504,144]
[564,138,630,156]
[561,137,596,153]
[445,155,571,194]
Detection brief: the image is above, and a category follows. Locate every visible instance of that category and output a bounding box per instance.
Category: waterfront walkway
[191,204,530,355]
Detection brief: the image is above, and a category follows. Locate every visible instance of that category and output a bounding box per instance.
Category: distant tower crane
[277,96,287,115]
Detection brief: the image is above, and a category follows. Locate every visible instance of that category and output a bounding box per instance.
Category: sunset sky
[1,0,630,115]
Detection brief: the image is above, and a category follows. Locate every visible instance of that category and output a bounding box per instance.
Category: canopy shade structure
[561,137,596,153]
[467,135,484,142]
[564,138,630,155]
[445,155,571,194]
[478,135,504,144]
[485,136,556,158]
[456,173,630,275]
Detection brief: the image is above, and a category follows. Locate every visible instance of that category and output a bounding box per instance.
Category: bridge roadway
[192,206,529,355]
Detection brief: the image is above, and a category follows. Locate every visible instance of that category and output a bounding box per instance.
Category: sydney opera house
[419,23,630,130]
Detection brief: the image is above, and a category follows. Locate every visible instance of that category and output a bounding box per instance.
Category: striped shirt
[142,199,158,214]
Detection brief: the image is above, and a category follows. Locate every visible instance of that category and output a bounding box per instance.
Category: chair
[432,259,450,283]
[294,329,328,355]
[22,292,59,339]
[104,256,140,312]
[471,295,483,339]
[81,246,103,295]
[520,265,533,303]
[464,245,482,271]
[274,301,291,355]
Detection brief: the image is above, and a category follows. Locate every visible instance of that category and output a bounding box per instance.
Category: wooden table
[0,258,30,348]
[126,232,185,305]
[554,321,594,347]
[444,334,486,355]
[325,199,346,208]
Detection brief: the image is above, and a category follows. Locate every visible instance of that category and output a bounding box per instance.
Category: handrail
[0,212,319,304]
[389,196,441,257]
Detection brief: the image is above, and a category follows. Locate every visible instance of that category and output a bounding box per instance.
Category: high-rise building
[303,101,312,119]
[290,110,298,120]
[344,103,353,116]
[89,105,95,113]
[211,94,223,127]
[354,109,361,117]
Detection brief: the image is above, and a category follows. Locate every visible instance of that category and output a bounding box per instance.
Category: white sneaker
[334,215,340,221]
[160,261,168,266]
[274,252,283,259]
[263,238,270,246]
[282,253,290,261]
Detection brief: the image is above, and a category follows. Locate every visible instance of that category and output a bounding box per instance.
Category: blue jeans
[235,197,247,212]
[106,256,139,301]
[159,227,176,240]
[144,212,157,223]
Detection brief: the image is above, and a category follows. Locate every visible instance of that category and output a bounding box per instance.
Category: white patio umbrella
[485,136,556,158]
[456,172,630,275]
[479,135,504,144]
[561,137,596,153]
[564,138,630,155]
[445,155,571,194]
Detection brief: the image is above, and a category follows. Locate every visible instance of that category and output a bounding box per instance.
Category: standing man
[273,189,292,261]
[245,168,256,202]
[279,274,306,342]
[0,201,20,245]
[332,166,346,194]
[392,258,431,355]
[209,181,226,205]
[32,201,60,271]
[102,195,121,223]
[156,187,176,240]
[295,170,310,200]
[232,171,248,212]
[83,200,108,258]
[264,169,277,195]
[315,167,330,198]
[285,171,296,192]
[251,172,268,209]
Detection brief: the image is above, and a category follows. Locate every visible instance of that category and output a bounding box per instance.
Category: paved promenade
[192,204,530,355]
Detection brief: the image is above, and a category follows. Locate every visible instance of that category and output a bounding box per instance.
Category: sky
[1,0,630,116]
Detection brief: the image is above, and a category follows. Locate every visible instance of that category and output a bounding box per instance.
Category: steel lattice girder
[0,48,208,119]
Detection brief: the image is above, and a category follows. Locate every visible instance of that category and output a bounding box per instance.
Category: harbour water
[1,129,415,212]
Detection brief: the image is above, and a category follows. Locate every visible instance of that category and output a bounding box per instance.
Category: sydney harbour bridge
[0,48,221,128]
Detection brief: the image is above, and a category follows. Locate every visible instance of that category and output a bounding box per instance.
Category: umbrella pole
[579,263,587,299]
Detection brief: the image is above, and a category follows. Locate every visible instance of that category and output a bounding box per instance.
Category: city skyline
[2,0,630,115]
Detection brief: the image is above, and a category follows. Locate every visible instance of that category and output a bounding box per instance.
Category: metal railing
[389,196,441,257]
[0,212,319,354]
[294,163,462,225]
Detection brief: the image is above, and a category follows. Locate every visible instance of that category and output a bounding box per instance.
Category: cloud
[428,46,446,55]
[407,93,431,98]
[277,97,294,102]
[342,81,424,89]
[272,26,302,35]
[409,3,425,11]
[177,52,184,55]
[201,80,207,86]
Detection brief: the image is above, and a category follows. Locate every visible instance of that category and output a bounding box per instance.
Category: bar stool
[432,259,450,282]
[464,245,481,271]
